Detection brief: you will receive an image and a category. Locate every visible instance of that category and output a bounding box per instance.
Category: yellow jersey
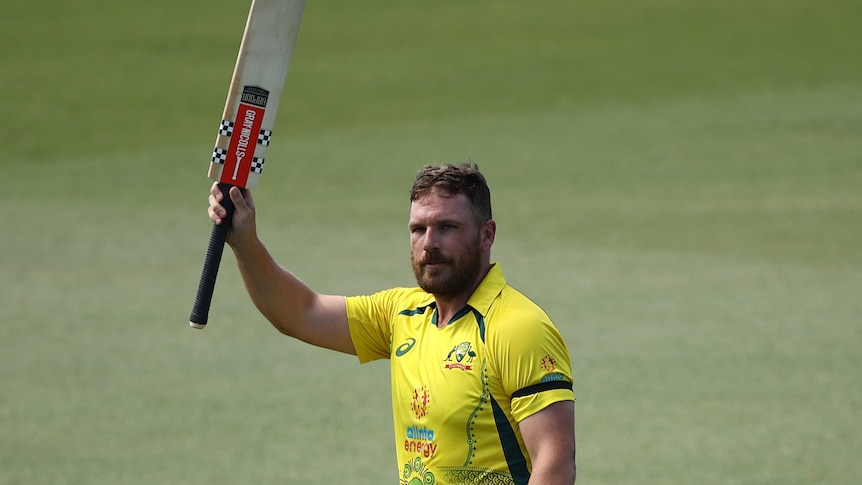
[346,264,574,484]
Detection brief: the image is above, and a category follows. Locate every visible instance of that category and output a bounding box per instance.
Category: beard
[411,237,483,299]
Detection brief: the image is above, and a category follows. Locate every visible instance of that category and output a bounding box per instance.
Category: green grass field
[2,0,861,483]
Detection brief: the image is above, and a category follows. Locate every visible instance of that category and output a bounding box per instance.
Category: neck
[434,298,469,328]
[434,263,492,328]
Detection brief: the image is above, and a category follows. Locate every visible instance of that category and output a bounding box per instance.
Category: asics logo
[395,338,417,357]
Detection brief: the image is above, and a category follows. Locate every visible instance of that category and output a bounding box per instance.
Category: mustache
[417,250,448,265]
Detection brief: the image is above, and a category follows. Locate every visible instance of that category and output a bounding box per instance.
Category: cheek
[409,235,423,255]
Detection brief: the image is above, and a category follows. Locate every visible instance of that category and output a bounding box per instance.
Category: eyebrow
[409,216,462,229]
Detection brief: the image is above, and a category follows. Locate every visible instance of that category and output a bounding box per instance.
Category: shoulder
[346,287,433,363]
[470,264,552,331]
[484,284,568,355]
[346,287,434,319]
[490,284,554,330]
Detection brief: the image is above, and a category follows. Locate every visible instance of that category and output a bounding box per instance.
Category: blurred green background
[2,0,860,483]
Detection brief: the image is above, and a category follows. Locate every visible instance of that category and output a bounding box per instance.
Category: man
[208,163,576,484]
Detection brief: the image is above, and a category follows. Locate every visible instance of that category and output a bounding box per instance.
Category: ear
[481,219,496,252]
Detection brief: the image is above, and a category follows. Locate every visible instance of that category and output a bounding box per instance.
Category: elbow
[267,314,300,338]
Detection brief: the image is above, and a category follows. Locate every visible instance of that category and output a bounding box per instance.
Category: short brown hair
[410,162,492,224]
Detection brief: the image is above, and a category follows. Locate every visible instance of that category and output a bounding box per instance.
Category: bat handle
[189,183,236,329]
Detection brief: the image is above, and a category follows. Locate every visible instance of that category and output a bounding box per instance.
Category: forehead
[409,192,473,224]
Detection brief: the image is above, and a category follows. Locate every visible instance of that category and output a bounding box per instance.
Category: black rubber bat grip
[189,183,236,328]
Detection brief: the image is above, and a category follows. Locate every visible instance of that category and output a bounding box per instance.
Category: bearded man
[208,162,577,484]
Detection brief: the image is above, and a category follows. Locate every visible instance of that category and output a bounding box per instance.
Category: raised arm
[209,183,355,354]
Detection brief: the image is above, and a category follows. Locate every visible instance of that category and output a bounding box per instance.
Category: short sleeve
[345,293,394,363]
[486,298,575,422]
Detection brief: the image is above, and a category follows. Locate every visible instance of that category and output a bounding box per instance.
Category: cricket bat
[189,0,306,329]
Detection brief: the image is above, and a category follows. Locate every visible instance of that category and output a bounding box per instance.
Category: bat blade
[190,0,306,329]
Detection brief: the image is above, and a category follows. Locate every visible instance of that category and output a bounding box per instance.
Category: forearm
[230,237,354,353]
[231,237,316,336]
[528,462,576,484]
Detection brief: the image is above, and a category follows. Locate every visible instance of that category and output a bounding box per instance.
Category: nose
[421,227,441,251]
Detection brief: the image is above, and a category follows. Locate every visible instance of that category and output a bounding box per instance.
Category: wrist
[229,234,262,255]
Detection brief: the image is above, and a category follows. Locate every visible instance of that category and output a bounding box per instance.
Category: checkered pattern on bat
[211,148,264,174]
[250,157,265,173]
[217,120,272,146]
[258,129,272,146]
[212,147,228,164]
[219,120,234,136]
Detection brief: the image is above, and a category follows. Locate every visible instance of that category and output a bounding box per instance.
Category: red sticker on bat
[220,86,268,187]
